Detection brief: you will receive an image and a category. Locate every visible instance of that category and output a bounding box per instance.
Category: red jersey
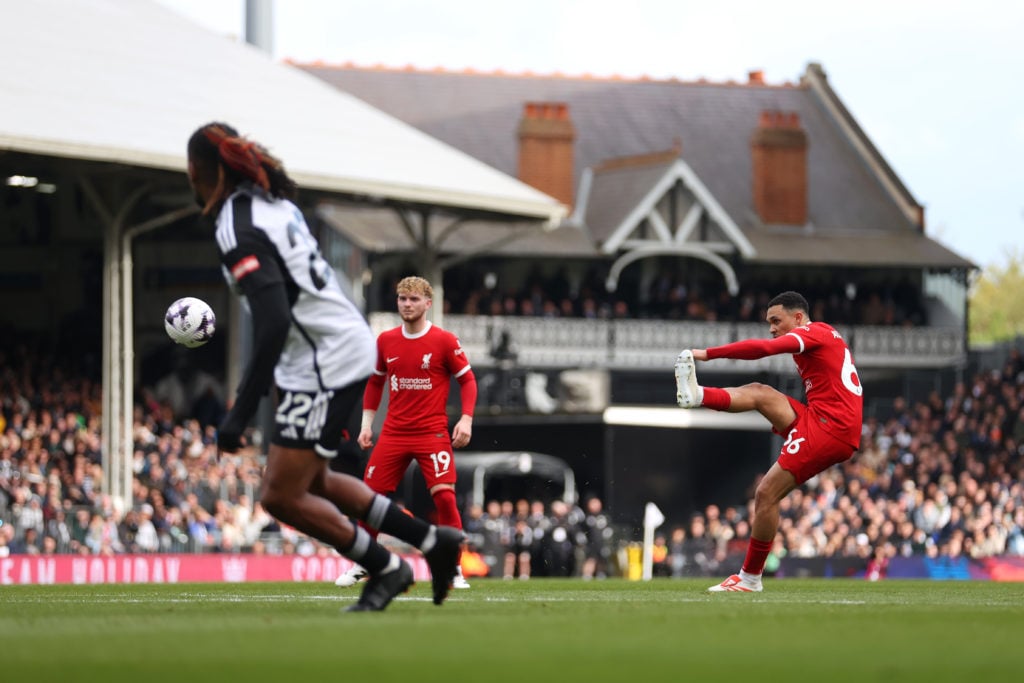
[706,321,863,448]
[371,321,473,436]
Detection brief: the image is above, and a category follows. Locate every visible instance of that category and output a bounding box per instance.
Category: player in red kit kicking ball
[336,276,477,589]
[675,291,863,592]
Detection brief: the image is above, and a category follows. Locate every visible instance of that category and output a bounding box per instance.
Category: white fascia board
[603,405,769,431]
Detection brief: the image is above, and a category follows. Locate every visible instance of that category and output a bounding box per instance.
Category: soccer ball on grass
[164,297,216,348]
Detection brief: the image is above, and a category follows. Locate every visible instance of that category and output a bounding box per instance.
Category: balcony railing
[369,314,965,371]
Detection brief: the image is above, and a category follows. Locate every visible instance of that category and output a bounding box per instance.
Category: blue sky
[158,0,1024,270]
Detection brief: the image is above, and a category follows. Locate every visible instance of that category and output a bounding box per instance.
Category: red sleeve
[457,370,477,417]
[362,372,385,411]
[706,333,802,361]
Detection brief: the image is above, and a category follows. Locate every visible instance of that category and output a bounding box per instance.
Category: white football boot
[452,565,470,589]
[334,564,368,587]
[707,573,763,592]
[674,350,701,408]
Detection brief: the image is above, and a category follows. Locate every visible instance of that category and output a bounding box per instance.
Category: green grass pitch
[3,578,1023,682]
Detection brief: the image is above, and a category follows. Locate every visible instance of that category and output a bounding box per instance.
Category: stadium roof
[301,62,974,270]
[317,204,596,257]
[0,0,565,222]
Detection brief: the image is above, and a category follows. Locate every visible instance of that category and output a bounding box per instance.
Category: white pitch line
[479,595,867,605]
[0,593,444,605]
[4,592,1021,609]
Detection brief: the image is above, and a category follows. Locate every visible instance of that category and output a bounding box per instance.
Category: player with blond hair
[336,276,477,589]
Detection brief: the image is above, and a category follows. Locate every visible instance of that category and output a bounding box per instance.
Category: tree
[969,248,1024,345]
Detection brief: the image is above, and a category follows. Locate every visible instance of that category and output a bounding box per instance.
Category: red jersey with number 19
[374,321,472,436]
[706,321,863,448]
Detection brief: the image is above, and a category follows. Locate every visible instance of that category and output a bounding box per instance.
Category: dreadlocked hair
[187,122,298,215]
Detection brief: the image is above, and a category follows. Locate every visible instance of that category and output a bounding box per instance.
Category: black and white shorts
[272,378,367,458]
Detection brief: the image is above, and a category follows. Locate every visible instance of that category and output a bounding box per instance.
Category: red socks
[431,487,462,530]
[742,537,774,575]
[701,386,732,411]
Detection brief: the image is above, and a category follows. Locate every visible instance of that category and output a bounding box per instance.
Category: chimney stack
[751,110,808,225]
[747,69,765,85]
[517,102,575,207]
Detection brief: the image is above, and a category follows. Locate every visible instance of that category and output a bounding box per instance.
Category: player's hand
[357,426,374,450]
[452,415,472,449]
[691,349,709,361]
[217,429,244,453]
[217,413,245,453]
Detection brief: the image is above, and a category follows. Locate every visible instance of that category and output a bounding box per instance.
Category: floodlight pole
[245,0,274,54]
[95,174,198,516]
[98,183,149,517]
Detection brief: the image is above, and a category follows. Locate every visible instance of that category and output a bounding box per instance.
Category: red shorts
[774,397,856,485]
[363,432,457,493]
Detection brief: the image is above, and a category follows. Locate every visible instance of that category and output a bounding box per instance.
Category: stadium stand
[2,340,1022,580]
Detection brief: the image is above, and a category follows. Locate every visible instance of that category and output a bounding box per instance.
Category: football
[164,297,216,348]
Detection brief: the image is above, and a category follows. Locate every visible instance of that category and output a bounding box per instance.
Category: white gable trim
[599,159,755,258]
[605,245,740,295]
[571,167,594,226]
[673,203,704,245]
[600,166,680,253]
[646,207,675,243]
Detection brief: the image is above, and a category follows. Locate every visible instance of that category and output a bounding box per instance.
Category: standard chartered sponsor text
[397,378,433,390]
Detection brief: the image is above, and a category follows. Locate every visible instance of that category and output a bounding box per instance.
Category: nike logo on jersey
[386,356,399,363]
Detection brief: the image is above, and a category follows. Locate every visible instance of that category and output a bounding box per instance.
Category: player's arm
[357,344,387,449]
[218,242,289,452]
[699,334,803,361]
[452,367,476,449]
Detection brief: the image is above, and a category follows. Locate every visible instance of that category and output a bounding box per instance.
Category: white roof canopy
[0,0,565,222]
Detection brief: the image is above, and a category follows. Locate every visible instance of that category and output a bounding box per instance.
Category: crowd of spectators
[461,496,615,579]
[3,340,1023,581]
[0,343,617,566]
[431,266,925,327]
[0,344,279,558]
